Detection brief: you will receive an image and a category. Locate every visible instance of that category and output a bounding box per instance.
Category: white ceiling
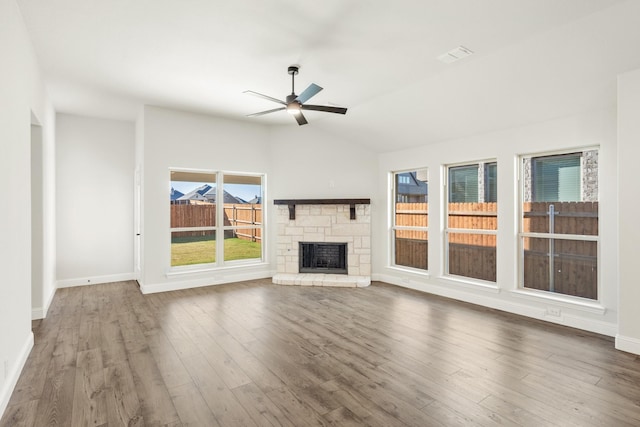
[17,0,640,151]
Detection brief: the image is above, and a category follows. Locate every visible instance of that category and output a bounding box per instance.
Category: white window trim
[517,148,600,303]
[443,160,498,285]
[169,169,266,270]
[390,169,429,273]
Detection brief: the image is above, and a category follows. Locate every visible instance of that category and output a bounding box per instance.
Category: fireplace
[273,199,371,287]
[299,242,347,274]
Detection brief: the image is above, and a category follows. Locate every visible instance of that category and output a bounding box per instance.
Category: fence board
[394,201,598,297]
[170,203,262,241]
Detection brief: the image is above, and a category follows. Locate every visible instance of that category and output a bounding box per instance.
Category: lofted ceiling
[16,0,640,151]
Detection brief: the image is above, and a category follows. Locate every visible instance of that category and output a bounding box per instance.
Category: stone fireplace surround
[273,199,371,287]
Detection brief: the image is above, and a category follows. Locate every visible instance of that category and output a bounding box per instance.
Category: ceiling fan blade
[301,104,348,115]
[294,112,308,126]
[296,83,323,104]
[247,107,286,117]
[243,90,286,105]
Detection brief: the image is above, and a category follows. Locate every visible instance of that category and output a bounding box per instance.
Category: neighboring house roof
[170,187,184,200]
[177,184,245,204]
[177,184,213,201]
[397,172,428,198]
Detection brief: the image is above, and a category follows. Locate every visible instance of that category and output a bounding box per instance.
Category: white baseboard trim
[373,273,617,337]
[32,284,57,320]
[140,269,275,294]
[615,334,640,355]
[0,332,34,419]
[57,272,136,288]
[31,307,44,320]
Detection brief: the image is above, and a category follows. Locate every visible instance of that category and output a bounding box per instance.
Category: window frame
[390,168,429,273]
[443,159,498,284]
[169,168,265,271]
[518,148,600,302]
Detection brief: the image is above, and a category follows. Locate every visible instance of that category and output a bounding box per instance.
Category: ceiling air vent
[437,46,474,64]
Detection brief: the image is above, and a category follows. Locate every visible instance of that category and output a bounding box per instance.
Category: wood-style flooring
[2,279,640,426]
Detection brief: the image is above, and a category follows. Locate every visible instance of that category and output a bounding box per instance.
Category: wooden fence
[395,202,598,297]
[522,202,598,299]
[170,203,262,241]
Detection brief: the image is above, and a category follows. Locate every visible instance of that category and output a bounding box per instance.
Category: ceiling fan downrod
[288,65,299,95]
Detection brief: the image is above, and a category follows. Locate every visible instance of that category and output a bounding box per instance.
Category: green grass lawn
[171,235,261,266]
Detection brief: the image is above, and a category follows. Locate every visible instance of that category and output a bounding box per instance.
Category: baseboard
[615,334,640,355]
[57,272,136,288]
[140,269,274,294]
[374,273,617,337]
[32,283,57,320]
[0,332,34,419]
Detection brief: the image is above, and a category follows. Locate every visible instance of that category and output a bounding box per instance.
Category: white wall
[138,106,273,293]
[617,68,640,355]
[375,108,618,336]
[0,0,55,416]
[268,126,378,199]
[56,114,135,286]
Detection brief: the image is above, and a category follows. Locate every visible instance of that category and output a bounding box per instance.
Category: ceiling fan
[244,65,347,126]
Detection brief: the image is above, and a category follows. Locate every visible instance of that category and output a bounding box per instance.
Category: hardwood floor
[2,280,640,426]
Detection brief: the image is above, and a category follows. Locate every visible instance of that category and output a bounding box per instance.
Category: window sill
[510,289,606,315]
[387,265,430,277]
[166,261,269,278]
[437,275,501,293]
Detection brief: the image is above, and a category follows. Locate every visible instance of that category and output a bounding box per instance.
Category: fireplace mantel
[274,198,370,220]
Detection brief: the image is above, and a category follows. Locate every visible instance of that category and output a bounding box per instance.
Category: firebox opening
[299,242,348,274]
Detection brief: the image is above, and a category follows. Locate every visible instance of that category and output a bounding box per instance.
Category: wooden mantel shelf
[274,198,371,220]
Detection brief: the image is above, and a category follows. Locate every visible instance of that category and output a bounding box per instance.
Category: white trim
[31,283,57,320]
[142,267,274,294]
[445,228,498,235]
[56,272,136,288]
[170,226,216,233]
[615,334,640,356]
[519,145,600,161]
[385,265,431,277]
[437,274,500,293]
[0,332,34,419]
[393,226,429,231]
[510,289,605,314]
[372,275,616,337]
[519,232,598,241]
[166,261,269,277]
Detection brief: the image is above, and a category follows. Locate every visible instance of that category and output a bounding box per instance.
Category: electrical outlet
[547,307,562,317]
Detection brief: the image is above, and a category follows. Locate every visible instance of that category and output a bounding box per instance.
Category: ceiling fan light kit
[244,65,347,126]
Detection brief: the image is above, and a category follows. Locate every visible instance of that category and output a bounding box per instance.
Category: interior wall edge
[0,332,34,418]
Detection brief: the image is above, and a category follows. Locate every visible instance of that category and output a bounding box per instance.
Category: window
[484,162,498,203]
[532,154,581,202]
[520,150,598,300]
[445,161,497,282]
[449,165,479,202]
[170,170,264,268]
[392,169,428,271]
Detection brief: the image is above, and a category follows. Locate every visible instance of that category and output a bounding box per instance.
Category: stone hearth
[272,200,371,287]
